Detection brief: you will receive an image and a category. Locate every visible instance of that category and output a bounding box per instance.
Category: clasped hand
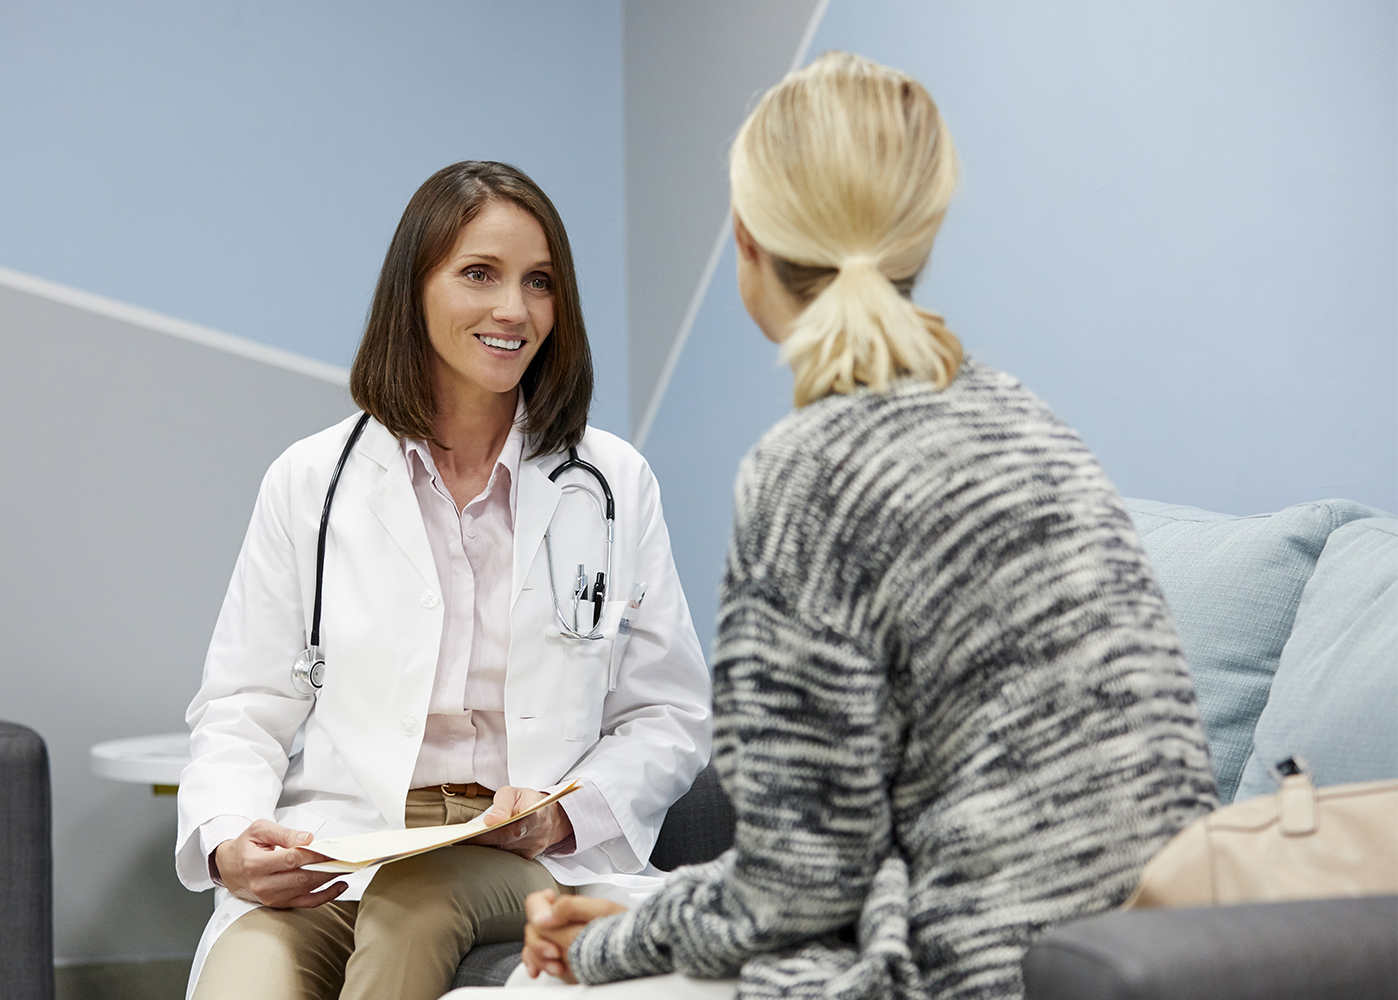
[521,889,628,982]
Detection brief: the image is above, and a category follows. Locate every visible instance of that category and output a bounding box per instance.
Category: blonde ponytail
[731,52,963,407]
[782,256,961,406]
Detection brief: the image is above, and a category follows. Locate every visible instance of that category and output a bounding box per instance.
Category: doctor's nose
[492,283,528,324]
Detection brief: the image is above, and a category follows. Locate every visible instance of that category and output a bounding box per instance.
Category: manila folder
[302,781,579,873]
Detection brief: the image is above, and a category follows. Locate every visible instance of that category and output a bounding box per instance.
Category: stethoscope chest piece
[291,646,326,697]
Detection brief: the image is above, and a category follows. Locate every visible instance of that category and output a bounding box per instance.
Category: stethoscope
[291,413,616,697]
[544,447,614,640]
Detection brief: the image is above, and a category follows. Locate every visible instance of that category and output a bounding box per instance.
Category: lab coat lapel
[513,454,562,609]
[359,422,439,590]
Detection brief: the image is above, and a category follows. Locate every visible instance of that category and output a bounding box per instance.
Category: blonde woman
[458,53,1216,1000]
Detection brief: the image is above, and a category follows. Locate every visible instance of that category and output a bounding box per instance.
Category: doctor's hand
[521,890,628,982]
[213,820,347,909]
[474,786,574,860]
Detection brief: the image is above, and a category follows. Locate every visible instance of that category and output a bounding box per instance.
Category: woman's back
[712,360,1215,996]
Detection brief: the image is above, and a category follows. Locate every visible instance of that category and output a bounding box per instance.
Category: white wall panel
[0,279,354,962]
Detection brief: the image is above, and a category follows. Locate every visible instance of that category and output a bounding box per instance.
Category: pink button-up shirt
[403,424,519,791]
[402,409,619,853]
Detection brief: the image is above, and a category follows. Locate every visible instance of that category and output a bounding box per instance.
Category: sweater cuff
[568,907,672,985]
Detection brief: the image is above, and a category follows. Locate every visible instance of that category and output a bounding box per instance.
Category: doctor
[175,161,711,1000]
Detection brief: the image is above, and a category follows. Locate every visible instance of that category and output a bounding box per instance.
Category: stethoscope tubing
[546,446,616,640]
[310,412,371,649]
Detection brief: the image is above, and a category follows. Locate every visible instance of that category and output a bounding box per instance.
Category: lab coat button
[420,590,440,609]
[400,717,419,736]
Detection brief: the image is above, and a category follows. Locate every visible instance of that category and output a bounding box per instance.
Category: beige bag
[1125,760,1398,909]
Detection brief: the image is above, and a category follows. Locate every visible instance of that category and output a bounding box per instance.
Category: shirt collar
[402,394,527,519]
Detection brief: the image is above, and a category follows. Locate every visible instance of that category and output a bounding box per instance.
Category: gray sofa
[453,496,1398,991]
[1022,497,1398,999]
[456,496,1398,993]
[1023,895,1396,999]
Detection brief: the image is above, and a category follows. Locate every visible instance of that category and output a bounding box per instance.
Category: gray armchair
[0,721,55,1000]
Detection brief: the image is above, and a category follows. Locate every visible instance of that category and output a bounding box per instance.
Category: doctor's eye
[525,273,552,293]
[463,266,490,283]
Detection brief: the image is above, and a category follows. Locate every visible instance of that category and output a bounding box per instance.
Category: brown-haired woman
[176,161,712,1000]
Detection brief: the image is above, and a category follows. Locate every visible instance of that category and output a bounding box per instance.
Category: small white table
[90,732,190,794]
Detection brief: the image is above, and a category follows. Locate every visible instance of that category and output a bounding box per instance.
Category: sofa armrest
[0,720,55,1000]
[1023,896,1398,1000]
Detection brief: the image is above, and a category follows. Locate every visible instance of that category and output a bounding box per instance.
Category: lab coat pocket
[562,600,625,742]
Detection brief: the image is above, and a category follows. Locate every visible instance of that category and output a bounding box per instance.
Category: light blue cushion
[1123,498,1382,803]
[1235,517,1398,800]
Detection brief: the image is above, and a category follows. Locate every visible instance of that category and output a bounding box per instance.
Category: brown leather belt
[435,782,494,798]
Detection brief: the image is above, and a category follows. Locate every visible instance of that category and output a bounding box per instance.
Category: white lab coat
[176,414,711,991]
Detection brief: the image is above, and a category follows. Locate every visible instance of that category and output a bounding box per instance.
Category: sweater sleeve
[570,438,897,983]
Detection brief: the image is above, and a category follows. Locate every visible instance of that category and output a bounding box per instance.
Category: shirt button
[400,717,419,736]
[420,590,440,609]
[466,528,476,539]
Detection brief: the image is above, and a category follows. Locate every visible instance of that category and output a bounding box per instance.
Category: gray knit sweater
[571,362,1216,998]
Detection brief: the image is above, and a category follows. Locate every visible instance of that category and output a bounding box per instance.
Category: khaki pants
[192,790,570,1000]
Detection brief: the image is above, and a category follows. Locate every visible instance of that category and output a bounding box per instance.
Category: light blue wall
[645,241,793,657]
[647,0,1398,657]
[0,0,629,433]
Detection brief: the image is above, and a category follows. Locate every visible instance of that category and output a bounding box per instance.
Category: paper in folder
[302,781,579,873]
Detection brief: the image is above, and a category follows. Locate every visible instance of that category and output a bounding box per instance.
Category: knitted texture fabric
[570,362,1217,999]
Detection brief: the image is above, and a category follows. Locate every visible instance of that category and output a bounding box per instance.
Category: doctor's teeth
[480,336,523,351]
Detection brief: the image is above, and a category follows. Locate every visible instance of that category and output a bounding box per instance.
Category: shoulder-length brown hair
[350,161,593,458]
